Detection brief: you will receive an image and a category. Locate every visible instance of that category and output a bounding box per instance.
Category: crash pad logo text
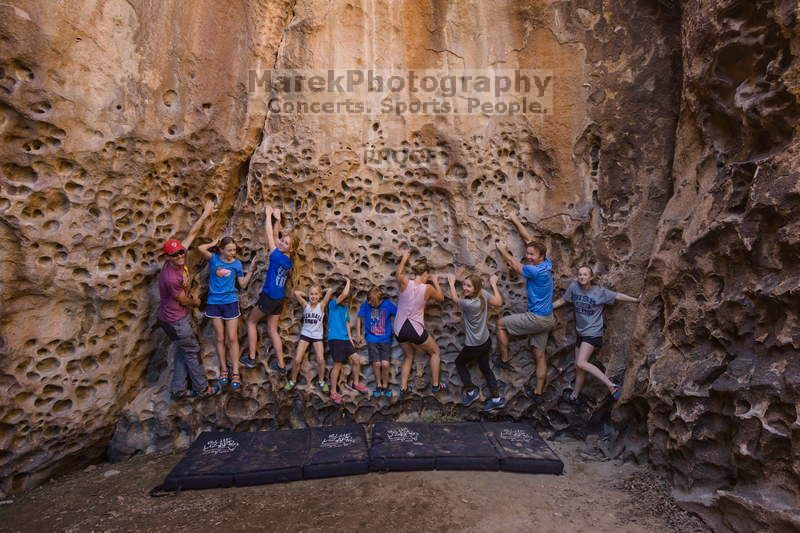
[500,429,533,443]
[202,437,239,455]
[321,432,356,448]
[387,427,419,443]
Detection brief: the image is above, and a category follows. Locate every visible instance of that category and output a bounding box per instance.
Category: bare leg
[246,306,266,360]
[418,335,442,386]
[533,347,547,395]
[266,314,284,368]
[497,317,510,363]
[330,362,342,395]
[291,339,310,382]
[381,360,390,388]
[574,342,614,395]
[399,342,414,390]
[312,341,326,384]
[211,318,226,373]
[225,318,240,375]
[349,353,361,386]
[372,362,383,388]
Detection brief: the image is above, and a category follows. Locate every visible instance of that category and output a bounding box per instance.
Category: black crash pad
[369,422,437,471]
[154,422,562,494]
[430,423,499,471]
[481,421,564,474]
[157,429,310,491]
[303,424,369,480]
[234,428,308,486]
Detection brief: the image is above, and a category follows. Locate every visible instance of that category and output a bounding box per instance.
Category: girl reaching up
[198,236,255,390]
[393,249,447,396]
[285,285,334,392]
[446,272,506,411]
[552,265,639,402]
[242,205,293,374]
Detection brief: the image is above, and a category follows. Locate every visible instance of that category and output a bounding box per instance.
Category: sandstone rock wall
[0,0,292,493]
[109,0,680,459]
[614,1,800,530]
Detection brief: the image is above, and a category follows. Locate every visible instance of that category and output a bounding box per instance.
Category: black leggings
[455,338,498,397]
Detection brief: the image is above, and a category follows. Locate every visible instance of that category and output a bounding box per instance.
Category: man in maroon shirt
[157,200,221,399]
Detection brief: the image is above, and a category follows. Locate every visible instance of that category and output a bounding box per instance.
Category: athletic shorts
[368,343,391,363]
[299,334,323,344]
[256,293,284,315]
[395,319,429,345]
[577,335,603,348]
[204,302,240,320]
[329,339,357,363]
[502,312,555,351]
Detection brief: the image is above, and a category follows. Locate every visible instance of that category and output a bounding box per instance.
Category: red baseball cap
[162,239,186,255]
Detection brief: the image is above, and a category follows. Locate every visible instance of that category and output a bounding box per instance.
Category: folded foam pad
[157,429,309,491]
[157,431,250,490]
[303,424,369,479]
[369,422,436,471]
[430,423,499,471]
[481,421,564,474]
[235,428,308,486]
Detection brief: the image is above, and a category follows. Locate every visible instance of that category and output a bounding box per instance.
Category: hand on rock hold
[489,274,499,285]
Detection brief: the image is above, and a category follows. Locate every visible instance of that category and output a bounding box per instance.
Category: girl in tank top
[286,285,334,392]
[394,249,447,396]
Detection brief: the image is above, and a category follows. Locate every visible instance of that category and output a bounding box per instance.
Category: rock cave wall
[0,0,797,530]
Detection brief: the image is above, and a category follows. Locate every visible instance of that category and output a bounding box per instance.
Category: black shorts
[256,293,284,315]
[367,343,391,363]
[299,334,322,344]
[395,319,429,345]
[329,339,356,363]
[576,335,603,348]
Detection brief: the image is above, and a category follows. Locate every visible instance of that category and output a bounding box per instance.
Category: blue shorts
[205,302,240,320]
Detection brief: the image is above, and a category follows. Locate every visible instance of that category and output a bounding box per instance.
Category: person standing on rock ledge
[553,265,640,402]
[157,200,222,400]
[495,211,555,404]
[242,205,293,375]
[393,249,448,396]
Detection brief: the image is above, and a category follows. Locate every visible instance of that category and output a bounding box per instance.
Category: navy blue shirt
[357,300,396,344]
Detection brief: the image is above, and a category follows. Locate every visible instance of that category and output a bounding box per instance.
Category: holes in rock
[162,90,177,107]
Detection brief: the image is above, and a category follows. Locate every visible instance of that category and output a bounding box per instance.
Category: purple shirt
[158,261,189,322]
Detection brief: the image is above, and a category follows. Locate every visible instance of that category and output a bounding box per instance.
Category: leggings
[454,337,498,397]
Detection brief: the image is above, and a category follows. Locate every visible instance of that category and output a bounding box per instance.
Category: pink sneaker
[331,392,343,404]
[354,383,369,394]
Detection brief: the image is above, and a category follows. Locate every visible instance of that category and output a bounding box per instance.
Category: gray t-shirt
[562,281,616,337]
[459,290,492,346]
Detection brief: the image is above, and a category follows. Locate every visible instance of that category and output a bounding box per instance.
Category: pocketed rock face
[613,1,800,530]
[110,0,680,474]
[0,0,293,494]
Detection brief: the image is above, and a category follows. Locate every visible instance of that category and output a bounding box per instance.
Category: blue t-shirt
[207,253,244,305]
[261,248,292,299]
[357,300,396,344]
[327,300,350,341]
[522,258,554,315]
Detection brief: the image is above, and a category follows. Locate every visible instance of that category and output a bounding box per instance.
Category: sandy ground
[0,440,706,532]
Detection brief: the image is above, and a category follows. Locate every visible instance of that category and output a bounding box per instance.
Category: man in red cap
[157,200,221,399]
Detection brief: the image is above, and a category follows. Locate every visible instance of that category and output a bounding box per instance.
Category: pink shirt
[158,261,189,322]
[393,279,428,335]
